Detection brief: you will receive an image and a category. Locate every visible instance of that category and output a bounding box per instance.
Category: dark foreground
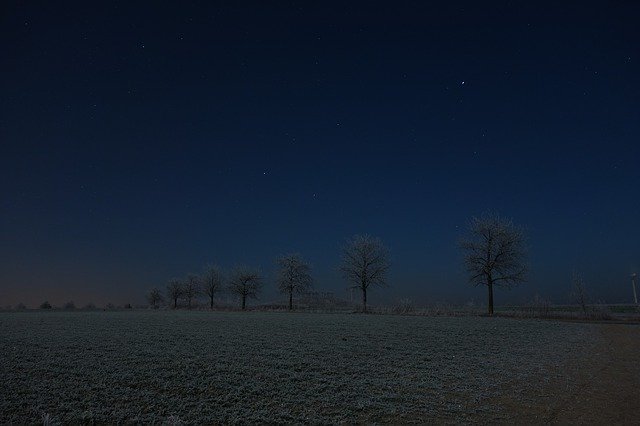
[0,311,637,424]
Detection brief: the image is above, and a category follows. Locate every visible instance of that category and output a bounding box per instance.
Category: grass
[0,310,600,424]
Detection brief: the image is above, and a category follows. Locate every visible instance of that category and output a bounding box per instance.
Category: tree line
[148,212,527,316]
[149,255,315,311]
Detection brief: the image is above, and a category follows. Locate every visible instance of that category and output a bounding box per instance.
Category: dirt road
[554,324,640,424]
[500,323,640,424]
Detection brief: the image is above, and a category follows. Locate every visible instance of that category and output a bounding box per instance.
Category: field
[1,311,638,424]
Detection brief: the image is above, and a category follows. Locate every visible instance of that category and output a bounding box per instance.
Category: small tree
[167,279,183,309]
[276,254,313,310]
[228,266,262,310]
[40,301,52,309]
[147,288,164,309]
[183,274,201,309]
[570,271,589,317]
[341,234,391,313]
[460,212,527,316]
[202,265,224,309]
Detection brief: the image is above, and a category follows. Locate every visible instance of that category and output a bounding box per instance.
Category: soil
[498,323,640,424]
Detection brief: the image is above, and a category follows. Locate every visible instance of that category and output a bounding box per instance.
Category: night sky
[2,1,639,307]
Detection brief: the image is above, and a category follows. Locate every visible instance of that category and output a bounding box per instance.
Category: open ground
[1,311,638,424]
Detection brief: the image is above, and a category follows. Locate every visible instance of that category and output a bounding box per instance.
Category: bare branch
[182,274,202,309]
[202,264,224,309]
[340,234,391,312]
[459,212,527,315]
[228,266,262,310]
[276,254,313,310]
[146,288,164,309]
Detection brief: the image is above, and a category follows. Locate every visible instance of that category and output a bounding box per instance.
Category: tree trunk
[210,295,214,310]
[362,287,367,313]
[174,298,177,309]
[289,290,293,310]
[188,298,191,310]
[242,295,246,310]
[487,281,494,316]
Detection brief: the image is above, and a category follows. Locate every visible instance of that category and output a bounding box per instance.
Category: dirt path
[499,323,640,424]
[551,324,640,424]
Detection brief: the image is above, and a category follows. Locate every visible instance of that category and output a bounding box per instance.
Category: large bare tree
[183,274,201,309]
[146,288,164,309]
[341,234,391,313]
[202,264,224,309]
[460,212,527,316]
[276,254,313,310]
[167,279,183,309]
[570,271,589,317]
[228,266,262,310]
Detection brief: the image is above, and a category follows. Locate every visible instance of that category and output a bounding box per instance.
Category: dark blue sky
[1,1,639,307]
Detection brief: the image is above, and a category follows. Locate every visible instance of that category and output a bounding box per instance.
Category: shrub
[530,294,551,317]
[393,298,415,314]
[40,301,52,309]
[590,302,612,320]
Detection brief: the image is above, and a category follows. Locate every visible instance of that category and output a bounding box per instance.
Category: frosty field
[0,311,636,424]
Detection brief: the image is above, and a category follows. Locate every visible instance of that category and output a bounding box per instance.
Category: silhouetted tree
[460,212,527,316]
[147,288,164,309]
[341,234,391,313]
[570,271,589,317]
[40,301,52,309]
[183,274,201,309]
[228,266,262,310]
[167,279,183,309]
[276,254,313,310]
[202,265,224,309]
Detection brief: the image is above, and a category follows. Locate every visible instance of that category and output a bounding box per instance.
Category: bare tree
[341,234,391,313]
[167,279,183,309]
[183,274,201,309]
[202,264,224,309]
[147,288,164,309]
[276,253,313,310]
[228,266,262,310]
[460,212,527,316]
[570,271,589,317]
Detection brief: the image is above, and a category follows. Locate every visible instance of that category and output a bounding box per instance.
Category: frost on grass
[0,311,598,423]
